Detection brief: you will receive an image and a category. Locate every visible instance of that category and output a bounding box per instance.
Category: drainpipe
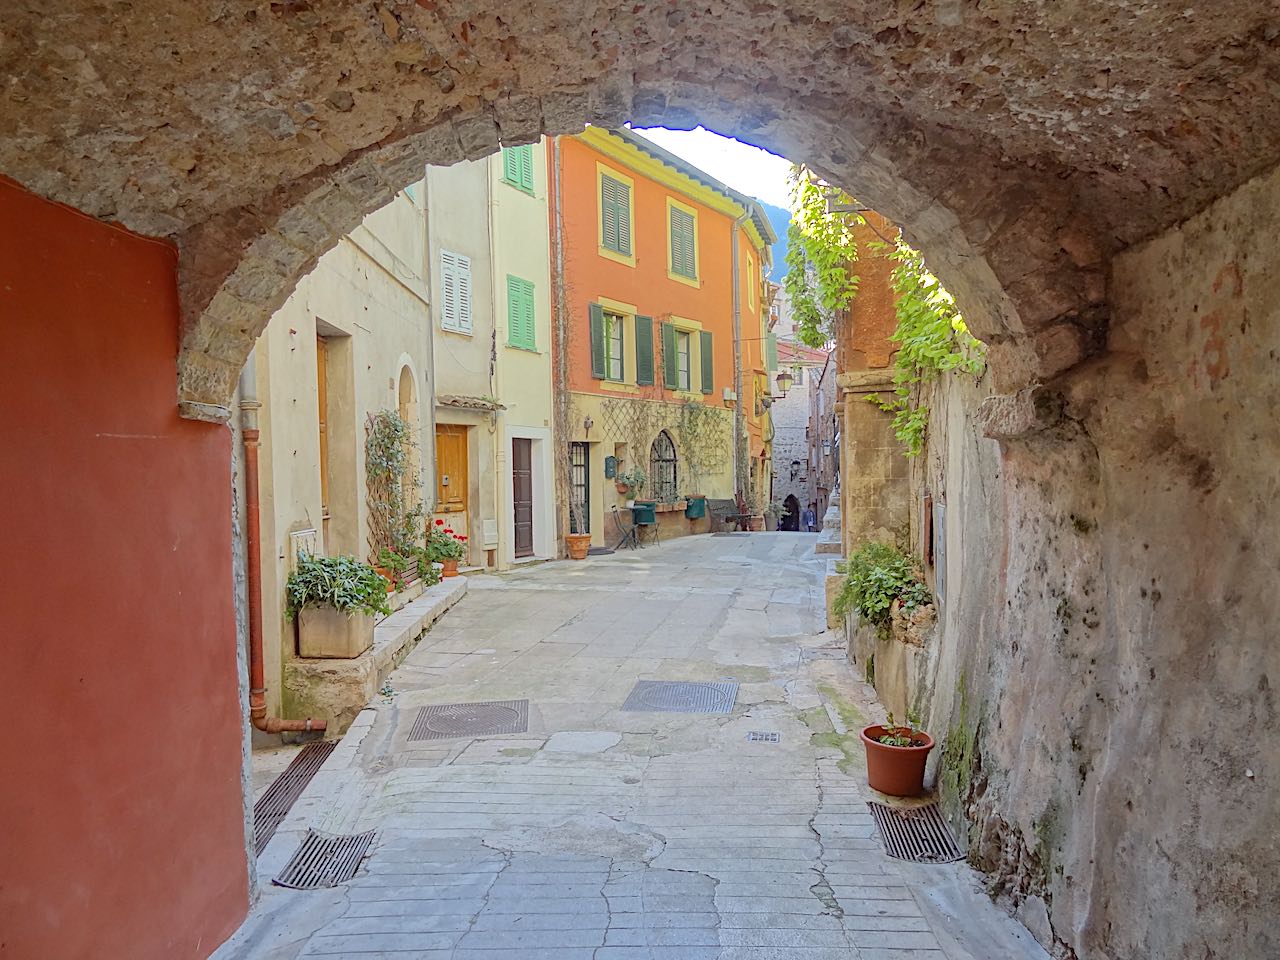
[731,211,749,505]
[240,351,326,735]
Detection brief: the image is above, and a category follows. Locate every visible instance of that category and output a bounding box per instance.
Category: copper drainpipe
[240,351,326,735]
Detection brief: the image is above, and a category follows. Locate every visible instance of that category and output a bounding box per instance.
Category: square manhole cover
[620,680,739,714]
[408,699,530,741]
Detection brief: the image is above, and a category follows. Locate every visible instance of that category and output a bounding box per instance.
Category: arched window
[649,431,678,502]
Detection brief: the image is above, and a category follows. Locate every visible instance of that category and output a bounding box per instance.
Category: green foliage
[410,547,442,585]
[675,400,730,494]
[425,521,465,562]
[365,410,426,559]
[286,552,392,621]
[832,541,932,626]
[614,465,647,497]
[782,167,860,348]
[877,712,926,747]
[864,239,985,455]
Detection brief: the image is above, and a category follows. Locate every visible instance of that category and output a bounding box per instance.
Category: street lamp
[775,370,793,399]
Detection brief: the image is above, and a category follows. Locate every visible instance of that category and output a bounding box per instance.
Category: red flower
[444,528,454,535]
[458,536,468,541]
[435,519,444,526]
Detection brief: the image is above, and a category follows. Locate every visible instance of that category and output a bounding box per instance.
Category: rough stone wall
[12,2,1280,415]
[911,162,1280,959]
[769,368,816,520]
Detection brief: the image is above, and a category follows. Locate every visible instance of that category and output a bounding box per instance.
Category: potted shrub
[614,466,647,501]
[286,552,392,659]
[860,712,935,797]
[831,540,932,637]
[565,484,591,560]
[426,519,465,577]
[408,546,443,587]
[375,547,409,592]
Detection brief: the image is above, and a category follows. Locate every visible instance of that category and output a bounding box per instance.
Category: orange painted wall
[0,179,248,958]
[558,135,745,403]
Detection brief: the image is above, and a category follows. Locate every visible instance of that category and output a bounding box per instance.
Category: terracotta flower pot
[860,725,935,797]
[566,533,592,560]
[441,558,459,578]
[373,565,396,592]
[746,515,765,531]
[615,482,629,495]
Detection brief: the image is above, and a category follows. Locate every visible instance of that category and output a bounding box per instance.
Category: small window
[506,275,536,350]
[650,431,678,502]
[601,173,632,256]
[669,204,697,279]
[675,330,692,391]
[793,366,804,386]
[501,144,535,193]
[440,250,473,334]
[604,311,625,381]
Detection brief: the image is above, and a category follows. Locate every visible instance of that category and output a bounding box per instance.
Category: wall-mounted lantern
[583,415,594,434]
[822,440,832,457]
[775,370,794,398]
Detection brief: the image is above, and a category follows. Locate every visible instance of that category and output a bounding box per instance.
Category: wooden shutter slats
[700,330,714,394]
[670,206,696,278]
[635,315,654,386]
[589,303,606,379]
[661,321,678,390]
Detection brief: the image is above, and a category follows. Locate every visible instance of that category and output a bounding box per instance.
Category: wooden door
[512,438,533,558]
[435,424,468,513]
[316,335,331,540]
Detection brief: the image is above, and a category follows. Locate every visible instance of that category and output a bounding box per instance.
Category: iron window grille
[649,430,678,502]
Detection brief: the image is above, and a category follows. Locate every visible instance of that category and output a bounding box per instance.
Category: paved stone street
[218,534,1047,960]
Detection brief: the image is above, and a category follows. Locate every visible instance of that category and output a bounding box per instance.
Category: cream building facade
[426,141,556,569]
[245,182,435,724]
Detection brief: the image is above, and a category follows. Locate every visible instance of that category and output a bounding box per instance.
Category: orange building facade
[549,128,775,544]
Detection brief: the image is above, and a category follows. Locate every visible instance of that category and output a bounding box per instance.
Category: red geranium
[435,519,444,526]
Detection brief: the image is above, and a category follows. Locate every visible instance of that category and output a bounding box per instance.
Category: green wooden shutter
[661,322,678,390]
[601,174,631,255]
[699,330,714,394]
[766,331,779,371]
[670,206,696,278]
[634,315,654,386]
[502,145,535,193]
[589,304,606,379]
[507,275,535,350]
[518,144,534,191]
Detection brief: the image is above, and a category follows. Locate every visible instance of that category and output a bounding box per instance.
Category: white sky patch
[630,126,793,209]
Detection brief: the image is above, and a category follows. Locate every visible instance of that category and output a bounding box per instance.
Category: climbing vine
[675,400,731,495]
[783,165,860,348]
[783,165,984,455]
[365,409,425,561]
[866,238,985,456]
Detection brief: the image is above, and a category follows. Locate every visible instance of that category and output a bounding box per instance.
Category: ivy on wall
[782,165,984,455]
[365,409,425,560]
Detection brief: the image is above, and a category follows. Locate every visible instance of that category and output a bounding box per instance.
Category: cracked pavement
[216,533,1049,960]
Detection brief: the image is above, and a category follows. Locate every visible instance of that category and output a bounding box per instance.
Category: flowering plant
[426,518,466,561]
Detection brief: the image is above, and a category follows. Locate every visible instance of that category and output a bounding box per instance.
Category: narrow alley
[220,534,1044,960]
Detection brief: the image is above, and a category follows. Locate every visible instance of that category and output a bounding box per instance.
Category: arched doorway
[781,494,800,531]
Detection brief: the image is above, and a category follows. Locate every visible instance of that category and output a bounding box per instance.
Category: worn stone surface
[218,534,1047,960]
[895,163,1280,959]
[7,2,1278,410]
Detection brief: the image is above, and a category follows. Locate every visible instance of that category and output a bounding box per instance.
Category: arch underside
[2,2,1275,419]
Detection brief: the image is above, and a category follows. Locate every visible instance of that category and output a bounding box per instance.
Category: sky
[630,126,794,210]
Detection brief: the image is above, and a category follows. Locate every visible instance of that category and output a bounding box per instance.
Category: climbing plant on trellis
[675,400,731,495]
[365,409,425,562]
[599,397,668,464]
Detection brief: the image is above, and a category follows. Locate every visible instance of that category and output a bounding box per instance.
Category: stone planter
[298,604,375,659]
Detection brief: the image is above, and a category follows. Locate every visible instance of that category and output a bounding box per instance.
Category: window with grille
[669,204,696,278]
[675,330,691,391]
[650,431,678,502]
[501,144,535,194]
[600,173,632,256]
[506,274,536,350]
[440,250,473,334]
[569,442,590,534]
[793,366,805,386]
[604,312,624,381]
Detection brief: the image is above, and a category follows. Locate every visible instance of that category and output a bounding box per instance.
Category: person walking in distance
[801,502,817,532]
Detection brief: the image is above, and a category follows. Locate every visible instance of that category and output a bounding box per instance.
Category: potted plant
[286,552,392,659]
[860,712,935,797]
[426,519,465,577]
[375,547,409,592]
[614,465,647,502]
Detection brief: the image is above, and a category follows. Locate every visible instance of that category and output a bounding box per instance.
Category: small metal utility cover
[746,731,780,742]
[273,828,377,889]
[408,699,530,741]
[867,801,964,863]
[621,680,739,714]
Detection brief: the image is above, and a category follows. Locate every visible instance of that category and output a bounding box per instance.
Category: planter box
[298,605,375,659]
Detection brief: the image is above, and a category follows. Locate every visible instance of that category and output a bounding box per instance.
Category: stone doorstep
[815,527,843,555]
[283,578,468,736]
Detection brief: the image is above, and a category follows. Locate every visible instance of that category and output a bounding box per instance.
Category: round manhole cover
[424,703,523,735]
[636,682,734,712]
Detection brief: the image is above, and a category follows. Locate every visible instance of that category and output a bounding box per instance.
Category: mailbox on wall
[604,455,617,479]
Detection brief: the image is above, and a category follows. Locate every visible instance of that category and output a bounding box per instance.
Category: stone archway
[6,3,1275,420]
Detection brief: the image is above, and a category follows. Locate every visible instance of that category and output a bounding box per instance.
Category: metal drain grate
[273,828,377,889]
[746,731,780,743]
[621,680,739,714]
[712,532,749,537]
[252,740,336,854]
[868,801,964,863]
[408,699,530,741]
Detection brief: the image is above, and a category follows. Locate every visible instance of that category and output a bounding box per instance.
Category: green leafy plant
[366,410,426,560]
[285,552,392,621]
[833,541,932,626]
[675,400,730,494]
[377,547,410,575]
[426,519,465,562]
[864,238,985,456]
[783,166,860,348]
[615,465,647,498]
[877,711,926,747]
[408,547,443,586]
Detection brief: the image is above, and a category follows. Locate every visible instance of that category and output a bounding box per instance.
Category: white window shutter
[456,253,473,334]
[440,250,459,331]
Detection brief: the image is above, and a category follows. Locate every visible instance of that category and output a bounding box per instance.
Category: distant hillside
[760,202,791,282]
